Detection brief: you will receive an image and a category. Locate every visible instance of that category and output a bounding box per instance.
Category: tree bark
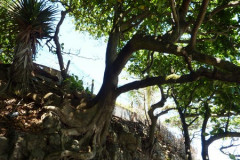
[53,10,68,80]
[148,113,157,150]
[201,140,209,160]
[177,107,192,160]
[201,103,210,160]
[147,86,166,154]
[172,90,192,160]
[10,42,33,93]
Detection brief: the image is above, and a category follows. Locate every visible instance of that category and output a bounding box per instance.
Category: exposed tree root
[41,88,117,160]
[45,133,97,160]
[43,103,98,133]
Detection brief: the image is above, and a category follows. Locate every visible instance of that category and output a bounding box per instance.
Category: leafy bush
[64,74,84,92]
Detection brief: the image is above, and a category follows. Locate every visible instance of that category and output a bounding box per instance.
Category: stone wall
[0,112,185,160]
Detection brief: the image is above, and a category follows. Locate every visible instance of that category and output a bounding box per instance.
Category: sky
[36,17,106,93]
[35,14,238,160]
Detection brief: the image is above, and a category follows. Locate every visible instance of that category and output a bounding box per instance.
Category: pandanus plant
[5,0,56,92]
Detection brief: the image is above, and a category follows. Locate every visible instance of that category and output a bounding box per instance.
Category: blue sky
[36,15,106,93]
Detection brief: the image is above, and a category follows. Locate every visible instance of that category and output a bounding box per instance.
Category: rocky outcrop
[0,79,186,160]
[0,110,185,160]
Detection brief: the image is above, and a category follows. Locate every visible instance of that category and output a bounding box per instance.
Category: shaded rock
[9,133,28,160]
[41,112,61,133]
[118,132,141,152]
[0,136,8,155]
[27,134,46,151]
[29,149,45,160]
[1,110,186,160]
[43,92,62,106]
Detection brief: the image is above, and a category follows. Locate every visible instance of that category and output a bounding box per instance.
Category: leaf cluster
[7,0,57,42]
[0,1,15,63]
[0,0,58,60]
[64,74,90,94]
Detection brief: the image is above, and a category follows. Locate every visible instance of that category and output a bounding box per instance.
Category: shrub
[64,74,84,92]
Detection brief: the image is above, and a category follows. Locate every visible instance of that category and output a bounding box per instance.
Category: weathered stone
[9,133,28,160]
[49,134,61,146]
[27,134,46,151]
[29,149,45,160]
[119,132,140,152]
[0,136,8,155]
[41,112,61,133]
[2,113,186,160]
[43,92,62,106]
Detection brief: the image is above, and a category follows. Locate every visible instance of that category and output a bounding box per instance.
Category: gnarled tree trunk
[44,27,121,159]
[10,42,33,92]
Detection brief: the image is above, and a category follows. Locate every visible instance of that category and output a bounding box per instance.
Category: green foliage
[229,154,236,160]
[209,123,224,135]
[0,1,15,63]
[196,4,240,65]
[6,0,57,44]
[0,0,58,92]
[0,0,58,63]
[65,0,170,40]
[202,132,209,137]
[0,0,58,64]
[0,52,13,64]
[64,74,84,92]
[64,74,91,94]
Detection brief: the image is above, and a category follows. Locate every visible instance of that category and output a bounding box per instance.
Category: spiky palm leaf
[3,0,57,92]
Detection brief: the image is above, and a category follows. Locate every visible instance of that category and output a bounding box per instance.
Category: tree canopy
[66,0,240,159]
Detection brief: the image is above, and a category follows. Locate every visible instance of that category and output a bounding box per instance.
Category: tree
[167,80,240,160]
[199,83,240,160]
[2,0,240,159]
[171,85,197,160]
[46,0,74,80]
[1,0,57,92]
[45,0,240,158]
[147,85,170,154]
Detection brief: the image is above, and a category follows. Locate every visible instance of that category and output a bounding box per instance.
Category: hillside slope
[0,65,189,160]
